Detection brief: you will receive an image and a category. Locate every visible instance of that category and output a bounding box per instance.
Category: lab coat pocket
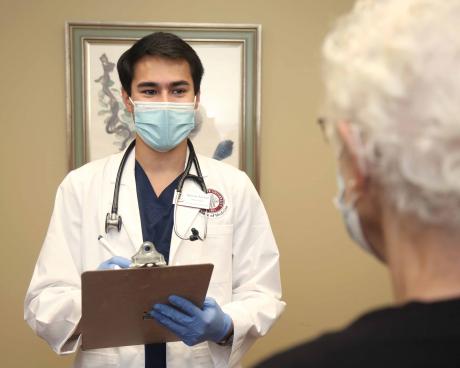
[174,223,233,302]
[202,224,233,285]
[174,224,233,285]
[74,349,119,368]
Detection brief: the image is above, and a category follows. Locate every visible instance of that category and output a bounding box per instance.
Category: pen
[97,235,116,255]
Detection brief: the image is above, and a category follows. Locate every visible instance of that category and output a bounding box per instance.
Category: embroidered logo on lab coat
[205,189,228,218]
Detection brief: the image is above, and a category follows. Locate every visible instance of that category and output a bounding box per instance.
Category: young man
[25,32,285,368]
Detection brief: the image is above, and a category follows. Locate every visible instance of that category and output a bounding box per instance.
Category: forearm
[25,286,82,354]
[207,292,285,367]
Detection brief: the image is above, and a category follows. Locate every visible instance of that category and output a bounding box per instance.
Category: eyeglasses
[317,117,344,156]
[317,117,329,143]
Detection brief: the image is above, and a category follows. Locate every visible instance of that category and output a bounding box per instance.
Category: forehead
[132,55,192,83]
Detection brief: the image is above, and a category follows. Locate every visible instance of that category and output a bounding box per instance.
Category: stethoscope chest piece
[104,139,135,234]
[105,212,122,233]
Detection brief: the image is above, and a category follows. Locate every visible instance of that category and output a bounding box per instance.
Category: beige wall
[1,0,392,366]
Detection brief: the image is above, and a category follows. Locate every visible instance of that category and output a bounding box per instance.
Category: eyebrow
[136,80,191,89]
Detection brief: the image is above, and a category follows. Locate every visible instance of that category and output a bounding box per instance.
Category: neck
[383,208,460,304]
[135,136,187,173]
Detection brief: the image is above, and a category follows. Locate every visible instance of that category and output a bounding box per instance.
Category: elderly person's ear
[336,120,367,192]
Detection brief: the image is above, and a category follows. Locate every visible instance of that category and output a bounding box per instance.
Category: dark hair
[117,32,204,96]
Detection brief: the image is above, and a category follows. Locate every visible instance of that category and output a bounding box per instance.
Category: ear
[336,120,367,190]
[121,89,134,113]
[194,92,200,109]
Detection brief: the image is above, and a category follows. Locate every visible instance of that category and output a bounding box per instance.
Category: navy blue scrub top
[135,160,181,368]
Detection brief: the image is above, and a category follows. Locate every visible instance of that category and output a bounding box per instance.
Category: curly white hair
[322,0,460,227]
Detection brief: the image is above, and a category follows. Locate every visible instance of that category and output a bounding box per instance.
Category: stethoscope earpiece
[189,228,202,241]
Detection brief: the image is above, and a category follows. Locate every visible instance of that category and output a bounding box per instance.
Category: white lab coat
[24,147,286,368]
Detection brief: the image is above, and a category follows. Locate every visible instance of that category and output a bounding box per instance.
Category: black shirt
[255,297,460,368]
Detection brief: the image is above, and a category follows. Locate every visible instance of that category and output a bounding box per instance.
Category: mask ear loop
[334,174,360,209]
[334,122,367,208]
[128,96,136,124]
[345,179,360,207]
[191,96,198,129]
[348,124,368,176]
[193,95,199,110]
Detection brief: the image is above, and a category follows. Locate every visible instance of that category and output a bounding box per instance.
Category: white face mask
[334,173,375,255]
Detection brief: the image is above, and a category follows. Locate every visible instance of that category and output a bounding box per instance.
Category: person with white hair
[256,0,460,366]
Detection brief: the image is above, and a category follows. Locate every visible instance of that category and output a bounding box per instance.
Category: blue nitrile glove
[97,256,131,270]
[149,295,233,346]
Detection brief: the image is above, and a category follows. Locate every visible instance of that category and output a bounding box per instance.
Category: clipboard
[81,263,214,350]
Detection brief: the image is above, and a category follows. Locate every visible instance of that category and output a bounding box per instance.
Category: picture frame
[65,22,261,187]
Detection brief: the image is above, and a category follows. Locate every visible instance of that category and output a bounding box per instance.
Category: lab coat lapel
[110,147,143,254]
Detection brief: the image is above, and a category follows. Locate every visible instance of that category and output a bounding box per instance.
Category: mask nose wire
[129,96,196,104]
[129,96,197,113]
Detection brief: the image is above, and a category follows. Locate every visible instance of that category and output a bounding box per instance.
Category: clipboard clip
[130,241,167,268]
[142,311,155,320]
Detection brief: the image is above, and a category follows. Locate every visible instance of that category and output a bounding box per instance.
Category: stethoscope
[105,138,208,242]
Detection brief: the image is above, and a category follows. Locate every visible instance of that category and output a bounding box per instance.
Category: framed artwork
[65,22,261,187]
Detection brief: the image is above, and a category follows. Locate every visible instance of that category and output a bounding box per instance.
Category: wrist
[217,315,234,346]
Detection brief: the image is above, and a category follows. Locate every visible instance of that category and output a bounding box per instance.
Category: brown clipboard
[80,263,214,350]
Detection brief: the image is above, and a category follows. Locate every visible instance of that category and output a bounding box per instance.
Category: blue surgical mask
[130,98,196,152]
[334,173,375,255]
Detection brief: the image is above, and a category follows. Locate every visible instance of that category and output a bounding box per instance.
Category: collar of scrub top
[108,140,207,187]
